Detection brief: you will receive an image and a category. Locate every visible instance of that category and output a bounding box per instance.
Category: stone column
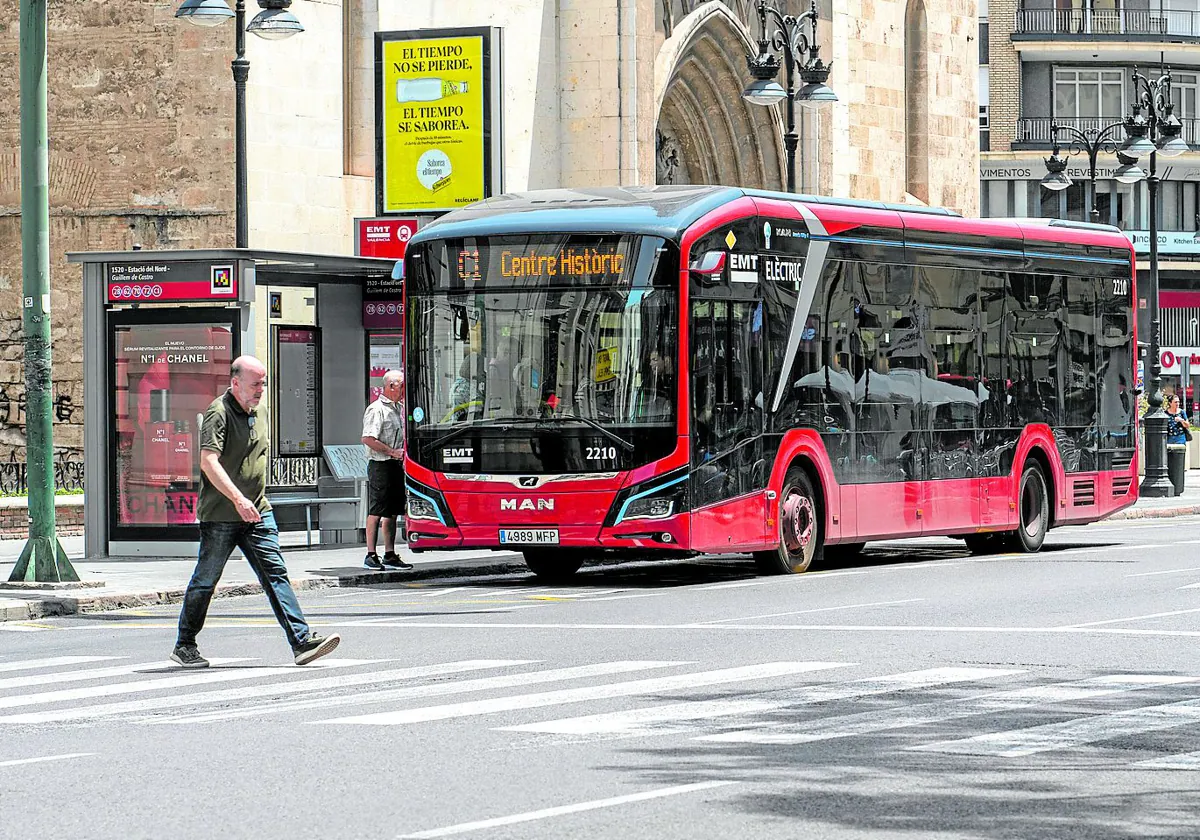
[988,0,1019,153]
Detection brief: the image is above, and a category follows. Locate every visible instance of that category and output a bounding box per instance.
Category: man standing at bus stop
[172,355,341,668]
[361,369,412,571]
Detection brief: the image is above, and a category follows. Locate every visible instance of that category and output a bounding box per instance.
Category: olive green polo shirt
[198,390,271,523]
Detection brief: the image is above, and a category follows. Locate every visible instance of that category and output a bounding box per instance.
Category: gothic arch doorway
[654,2,785,188]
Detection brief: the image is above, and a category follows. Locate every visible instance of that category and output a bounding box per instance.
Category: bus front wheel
[1005,461,1049,553]
[754,468,823,575]
[522,549,584,582]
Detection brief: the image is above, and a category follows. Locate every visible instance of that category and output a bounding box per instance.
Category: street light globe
[1121,133,1156,160]
[1158,134,1190,158]
[247,7,304,39]
[797,82,838,109]
[1040,170,1073,191]
[175,0,234,26]
[1114,161,1146,184]
[743,78,787,107]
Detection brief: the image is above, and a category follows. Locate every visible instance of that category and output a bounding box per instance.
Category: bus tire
[522,550,584,582]
[754,468,823,575]
[1007,461,1050,553]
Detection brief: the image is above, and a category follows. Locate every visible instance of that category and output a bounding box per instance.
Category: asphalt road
[4,517,1200,840]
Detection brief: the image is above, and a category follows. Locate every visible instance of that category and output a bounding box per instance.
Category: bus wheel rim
[782,492,815,559]
[1022,475,1044,537]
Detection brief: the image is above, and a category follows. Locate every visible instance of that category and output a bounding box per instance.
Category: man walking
[361,369,412,571]
[172,355,340,668]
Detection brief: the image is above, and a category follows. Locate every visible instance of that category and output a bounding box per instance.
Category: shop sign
[356,217,418,258]
[106,261,237,304]
[1158,347,1200,374]
[981,158,1200,182]
[1124,230,1200,256]
[363,276,404,329]
[375,27,502,215]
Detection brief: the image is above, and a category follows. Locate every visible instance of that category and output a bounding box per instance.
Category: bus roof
[406,186,1132,253]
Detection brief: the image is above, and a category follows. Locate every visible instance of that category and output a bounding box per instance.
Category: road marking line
[1137,751,1200,769]
[504,667,1019,736]
[700,599,924,625]
[0,624,53,632]
[1058,607,1200,628]
[0,660,526,725]
[0,658,369,713]
[159,661,685,725]
[1176,581,1200,590]
[1127,566,1200,578]
[0,657,255,692]
[0,656,119,673]
[420,587,472,597]
[0,752,94,768]
[322,621,1200,638]
[913,696,1200,757]
[399,780,737,838]
[318,662,851,726]
[697,674,1197,746]
[471,588,548,598]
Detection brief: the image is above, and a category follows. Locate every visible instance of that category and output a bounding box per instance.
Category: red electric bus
[401,186,1137,579]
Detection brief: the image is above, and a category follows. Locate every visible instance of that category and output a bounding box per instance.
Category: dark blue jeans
[177,511,312,650]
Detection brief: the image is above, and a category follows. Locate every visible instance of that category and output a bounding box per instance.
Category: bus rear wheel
[1005,461,1049,553]
[522,549,584,582]
[754,468,822,575]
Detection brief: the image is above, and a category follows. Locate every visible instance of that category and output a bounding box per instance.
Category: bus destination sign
[457,246,627,281]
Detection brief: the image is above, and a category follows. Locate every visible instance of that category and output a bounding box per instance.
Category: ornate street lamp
[176,0,303,248]
[1118,67,1188,497]
[1039,121,1127,223]
[742,0,837,194]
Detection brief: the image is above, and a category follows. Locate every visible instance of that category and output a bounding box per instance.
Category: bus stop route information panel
[106,261,237,303]
[323,444,371,481]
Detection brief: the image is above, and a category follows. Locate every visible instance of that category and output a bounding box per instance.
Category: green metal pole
[9,0,77,583]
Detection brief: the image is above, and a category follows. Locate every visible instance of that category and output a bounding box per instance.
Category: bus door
[689,298,769,551]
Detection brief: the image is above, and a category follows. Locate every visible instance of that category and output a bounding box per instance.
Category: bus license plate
[499,529,559,545]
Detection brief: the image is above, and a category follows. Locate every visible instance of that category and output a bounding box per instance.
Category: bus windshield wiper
[550,413,636,452]
[429,416,543,450]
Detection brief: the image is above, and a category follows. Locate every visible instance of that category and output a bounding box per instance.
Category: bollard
[1168,444,1187,496]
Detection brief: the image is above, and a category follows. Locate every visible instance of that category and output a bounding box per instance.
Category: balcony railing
[1016,116,1200,147]
[1016,8,1200,38]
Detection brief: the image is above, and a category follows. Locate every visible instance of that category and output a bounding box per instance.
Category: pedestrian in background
[173,355,341,668]
[361,369,412,571]
[1166,393,1192,445]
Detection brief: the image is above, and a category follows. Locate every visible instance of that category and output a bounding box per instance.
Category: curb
[0,553,530,624]
[1110,504,1200,520]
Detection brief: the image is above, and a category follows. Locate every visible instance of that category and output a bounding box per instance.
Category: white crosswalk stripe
[913,696,1200,757]
[0,660,529,725]
[317,662,852,726]
[503,667,1021,736]
[0,656,120,673]
[696,674,1198,745]
[0,658,374,713]
[156,661,685,726]
[1137,751,1200,769]
[0,658,251,692]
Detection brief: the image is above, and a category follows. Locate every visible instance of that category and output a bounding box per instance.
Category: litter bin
[1168,443,1187,496]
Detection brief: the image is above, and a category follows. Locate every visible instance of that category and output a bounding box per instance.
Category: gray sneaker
[294,632,341,666]
[170,645,210,669]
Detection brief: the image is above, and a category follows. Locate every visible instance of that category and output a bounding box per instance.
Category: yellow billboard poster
[378,29,498,214]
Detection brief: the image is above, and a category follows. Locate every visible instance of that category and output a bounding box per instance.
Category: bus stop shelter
[69,248,400,559]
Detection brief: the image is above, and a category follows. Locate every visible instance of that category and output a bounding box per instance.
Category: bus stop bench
[267,496,360,549]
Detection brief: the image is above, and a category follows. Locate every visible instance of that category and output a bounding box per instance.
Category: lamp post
[742,0,837,194]
[175,0,304,249]
[1120,67,1188,497]
[1039,121,1130,223]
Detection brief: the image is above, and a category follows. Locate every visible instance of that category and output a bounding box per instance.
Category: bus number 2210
[586,446,618,461]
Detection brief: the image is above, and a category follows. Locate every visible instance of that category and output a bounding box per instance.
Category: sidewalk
[0,538,527,623]
[5,484,1200,623]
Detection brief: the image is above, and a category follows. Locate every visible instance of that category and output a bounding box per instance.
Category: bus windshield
[407,235,678,433]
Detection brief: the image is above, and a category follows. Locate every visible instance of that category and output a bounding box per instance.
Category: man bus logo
[518,476,539,487]
[501,498,555,511]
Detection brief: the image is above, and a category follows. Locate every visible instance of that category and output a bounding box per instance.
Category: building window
[1173,72,1198,118]
[1054,68,1125,121]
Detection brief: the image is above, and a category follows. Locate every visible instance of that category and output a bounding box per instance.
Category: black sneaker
[382,551,413,570]
[294,632,341,666]
[363,552,385,570]
[170,645,210,669]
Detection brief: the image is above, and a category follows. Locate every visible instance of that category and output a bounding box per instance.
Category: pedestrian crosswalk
[4,653,1200,768]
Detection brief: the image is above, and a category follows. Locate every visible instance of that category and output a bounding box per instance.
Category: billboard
[375,27,503,215]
